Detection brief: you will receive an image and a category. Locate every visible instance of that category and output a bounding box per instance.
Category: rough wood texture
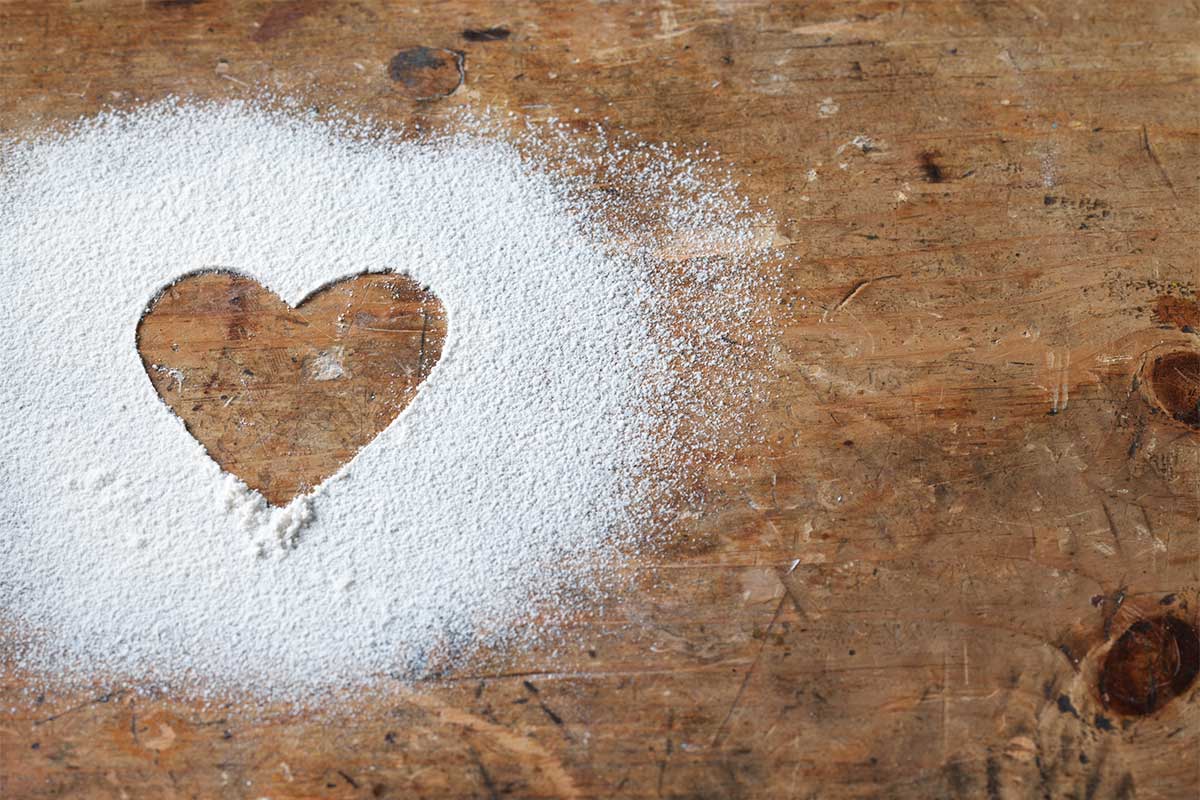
[137,270,446,505]
[2,1,1198,798]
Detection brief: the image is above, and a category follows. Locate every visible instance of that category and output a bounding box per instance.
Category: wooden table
[2,2,1197,797]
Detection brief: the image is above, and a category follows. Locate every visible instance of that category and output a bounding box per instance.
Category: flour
[309,347,348,381]
[0,99,775,701]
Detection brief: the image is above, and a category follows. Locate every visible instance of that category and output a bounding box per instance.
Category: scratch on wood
[1100,500,1125,556]
[401,690,582,799]
[656,710,675,797]
[33,690,128,726]
[523,681,572,740]
[418,307,430,374]
[468,746,500,800]
[1141,125,1179,199]
[825,274,900,320]
[711,592,788,747]
[941,646,950,760]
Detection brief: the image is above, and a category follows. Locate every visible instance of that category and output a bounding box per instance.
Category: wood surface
[2,1,1198,798]
[137,270,447,505]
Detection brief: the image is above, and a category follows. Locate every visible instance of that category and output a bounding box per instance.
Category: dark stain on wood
[1056,694,1080,718]
[388,46,465,100]
[1153,295,1200,331]
[1098,616,1200,716]
[1147,351,1200,427]
[251,0,328,43]
[917,150,945,182]
[463,26,511,41]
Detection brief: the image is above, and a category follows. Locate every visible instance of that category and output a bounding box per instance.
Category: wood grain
[136,270,446,506]
[1,1,1198,798]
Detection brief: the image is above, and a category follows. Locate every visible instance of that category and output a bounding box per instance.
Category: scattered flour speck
[0,99,776,703]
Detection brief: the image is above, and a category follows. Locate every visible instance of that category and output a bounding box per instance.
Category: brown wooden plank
[1,1,1198,798]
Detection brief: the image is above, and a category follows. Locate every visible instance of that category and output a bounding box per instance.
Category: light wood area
[1,1,1198,798]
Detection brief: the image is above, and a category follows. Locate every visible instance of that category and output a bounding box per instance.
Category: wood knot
[1146,350,1200,428]
[388,46,465,101]
[1098,615,1199,716]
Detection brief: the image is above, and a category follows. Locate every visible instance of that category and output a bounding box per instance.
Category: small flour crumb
[308,347,347,381]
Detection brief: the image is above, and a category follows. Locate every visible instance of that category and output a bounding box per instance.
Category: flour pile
[0,100,773,700]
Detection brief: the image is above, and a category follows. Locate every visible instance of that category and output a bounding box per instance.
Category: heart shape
[136,270,447,506]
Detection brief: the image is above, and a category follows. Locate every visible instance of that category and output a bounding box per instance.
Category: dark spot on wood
[372,784,387,798]
[985,756,1000,799]
[1152,295,1200,331]
[1146,351,1200,427]
[1160,594,1177,606]
[337,769,360,789]
[384,731,396,744]
[944,759,972,795]
[918,150,945,183]
[30,742,40,750]
[1098,615,1200,716]
[522,679,539,694]
[1044,195,1056,205]
[251,0,328,43]
[469,746,500,799]
[1094,714,1114,731]
[462,26,510,42]
[155,0,204,7]
[539,701,565,725]
[1056,694,1079,717]
[388,46,465,100]
[1058,643,1080,669]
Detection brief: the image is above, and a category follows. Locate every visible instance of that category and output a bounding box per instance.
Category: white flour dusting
[0,99,774,702]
